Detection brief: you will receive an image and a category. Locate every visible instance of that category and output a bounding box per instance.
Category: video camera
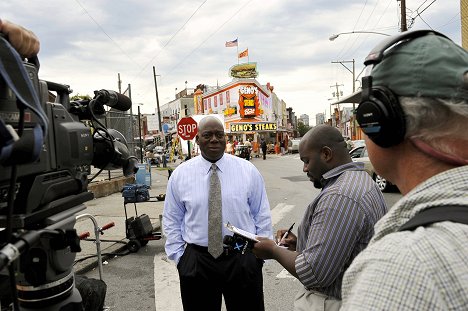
[0,35,137,310]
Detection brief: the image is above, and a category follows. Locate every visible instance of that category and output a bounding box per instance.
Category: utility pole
[127,83,135,157]
[153,66,162,133]
[331,59,356,138]
[399,0,407,32]
[330,83,344,133]
[117,73,122,94]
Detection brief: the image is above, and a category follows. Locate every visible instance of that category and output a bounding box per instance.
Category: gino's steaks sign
[238,85,259,118]
[230,122,277,133]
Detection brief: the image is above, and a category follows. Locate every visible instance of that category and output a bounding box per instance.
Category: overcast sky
[2,0,461,124]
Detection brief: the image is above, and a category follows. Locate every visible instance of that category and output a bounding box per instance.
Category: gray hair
[400,97,468,153]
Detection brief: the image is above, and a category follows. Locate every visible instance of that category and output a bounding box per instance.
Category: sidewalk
[73,164,174,274]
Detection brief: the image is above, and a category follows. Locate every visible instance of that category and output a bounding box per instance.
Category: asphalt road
[82,153,402,310]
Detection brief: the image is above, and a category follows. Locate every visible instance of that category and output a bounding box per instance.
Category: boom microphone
[94,89,132,111]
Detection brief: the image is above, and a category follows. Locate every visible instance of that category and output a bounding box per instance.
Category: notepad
[225,222,259,242]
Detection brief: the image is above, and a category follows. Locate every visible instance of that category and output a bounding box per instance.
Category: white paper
[225,222,259,242]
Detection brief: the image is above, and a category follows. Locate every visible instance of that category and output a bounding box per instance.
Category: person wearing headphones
[340,30,468,310]
[0,19,40,57]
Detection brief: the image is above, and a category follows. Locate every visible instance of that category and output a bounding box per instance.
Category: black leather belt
[187,244,234,256]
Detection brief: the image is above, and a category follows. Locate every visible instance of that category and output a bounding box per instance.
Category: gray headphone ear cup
[356,87,406,148]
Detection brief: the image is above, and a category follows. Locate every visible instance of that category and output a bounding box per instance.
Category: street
[81,153,402,310]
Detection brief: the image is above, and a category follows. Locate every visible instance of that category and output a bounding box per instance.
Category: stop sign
[177,117,198,140]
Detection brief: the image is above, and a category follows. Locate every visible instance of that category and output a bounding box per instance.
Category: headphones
[355,30,450,148]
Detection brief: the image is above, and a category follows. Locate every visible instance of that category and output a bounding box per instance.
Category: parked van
[288,138,301,153]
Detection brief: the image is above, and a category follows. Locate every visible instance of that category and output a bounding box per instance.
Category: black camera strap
[398,205,468,231]
[0,35,48,164]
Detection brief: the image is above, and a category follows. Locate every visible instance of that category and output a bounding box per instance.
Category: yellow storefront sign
[230,122,277,132]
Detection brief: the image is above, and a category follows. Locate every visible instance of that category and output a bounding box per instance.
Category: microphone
[94,89,132,111]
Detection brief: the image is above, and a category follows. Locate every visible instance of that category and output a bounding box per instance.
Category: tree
[297,121,310,137]
[71,93,92,101]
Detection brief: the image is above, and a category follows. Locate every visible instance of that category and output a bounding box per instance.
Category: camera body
[0,40,136,309]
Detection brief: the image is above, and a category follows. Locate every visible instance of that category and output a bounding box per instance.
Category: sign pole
[187,140,191,160]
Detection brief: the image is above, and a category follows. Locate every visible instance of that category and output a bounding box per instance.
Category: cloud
[1,0,461,123]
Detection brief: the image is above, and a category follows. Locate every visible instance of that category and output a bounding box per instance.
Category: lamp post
[329,30,391,41]
[330,30,390,139]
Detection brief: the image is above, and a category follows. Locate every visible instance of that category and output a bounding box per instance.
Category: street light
[329,30,390,41]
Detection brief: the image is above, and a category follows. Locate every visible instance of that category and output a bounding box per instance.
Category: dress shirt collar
[321,162,364,186]
[200,154,227,174]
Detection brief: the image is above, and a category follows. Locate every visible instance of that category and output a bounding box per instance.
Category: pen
[278,222,295,246]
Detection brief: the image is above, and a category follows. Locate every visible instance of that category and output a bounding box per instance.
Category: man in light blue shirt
[163,116,272,311]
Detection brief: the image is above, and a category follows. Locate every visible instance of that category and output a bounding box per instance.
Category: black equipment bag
[127,214,153,238]
[75,275,107,311]
[121,183,150,203]
[399,205,468,231]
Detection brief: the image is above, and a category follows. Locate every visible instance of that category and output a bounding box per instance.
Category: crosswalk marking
[276,268,297,279]
[154,254,182,311]
[271,203,296,226]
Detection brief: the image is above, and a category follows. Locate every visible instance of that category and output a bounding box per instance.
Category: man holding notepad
[252,125,387,311]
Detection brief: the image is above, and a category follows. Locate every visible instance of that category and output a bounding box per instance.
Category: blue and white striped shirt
[295,162,387,299]
[163,153,272,264]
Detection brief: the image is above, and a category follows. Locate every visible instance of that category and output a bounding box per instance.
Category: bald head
[198,116,224,131]
[196,116,226,162]
[300,125,351,164]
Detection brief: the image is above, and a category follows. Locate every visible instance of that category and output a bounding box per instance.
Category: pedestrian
[225,140,233,154]
[163,116,273,311]
[244,139,252,161]
[260,138,267,160]
[280,139,285,155]
[340,30,468,310]
[252,124,388,311]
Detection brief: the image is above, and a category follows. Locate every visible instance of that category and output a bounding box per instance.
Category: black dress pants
[177,244,265,311]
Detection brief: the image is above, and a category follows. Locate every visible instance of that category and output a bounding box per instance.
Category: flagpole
[237,38,239,64]
[247,47,249,63]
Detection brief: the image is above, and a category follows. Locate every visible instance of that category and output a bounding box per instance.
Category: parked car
[288,138,301,153]
[146,145,167,166]
[350,139,366,149]
[350,145,396,192]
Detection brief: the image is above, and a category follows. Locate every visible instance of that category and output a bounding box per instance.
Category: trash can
[135,162,152,187]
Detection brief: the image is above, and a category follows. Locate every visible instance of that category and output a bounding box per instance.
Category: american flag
[225,38,238,47]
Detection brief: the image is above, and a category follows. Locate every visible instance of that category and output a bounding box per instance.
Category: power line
[160,0,254,82]
[73,0,139,67]
[131,0,254,101]
[418,0,437,15]
[133,0,209,80]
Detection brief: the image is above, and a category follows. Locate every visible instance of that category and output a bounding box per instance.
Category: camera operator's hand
[0,19,40,58]
[276,229,297,251]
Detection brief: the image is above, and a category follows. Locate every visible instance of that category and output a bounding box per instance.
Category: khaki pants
[294,287,341,311]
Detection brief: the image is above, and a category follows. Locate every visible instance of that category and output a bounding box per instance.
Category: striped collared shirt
[341,166,468,310]
[295,162,387,299]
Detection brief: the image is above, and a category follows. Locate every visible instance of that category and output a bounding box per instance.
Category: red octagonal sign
[177,117,198,140]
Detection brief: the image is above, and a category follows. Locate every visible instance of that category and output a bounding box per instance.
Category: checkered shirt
[341,166,468,310]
